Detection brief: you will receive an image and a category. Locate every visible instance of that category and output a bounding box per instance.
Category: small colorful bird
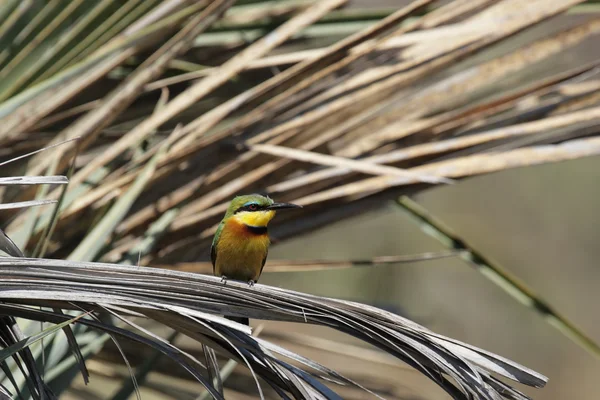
[211,194,301,325]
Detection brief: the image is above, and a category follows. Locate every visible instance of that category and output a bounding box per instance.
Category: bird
[211,194,302,325]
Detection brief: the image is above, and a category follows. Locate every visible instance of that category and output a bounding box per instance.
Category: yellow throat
[232,210,276,228]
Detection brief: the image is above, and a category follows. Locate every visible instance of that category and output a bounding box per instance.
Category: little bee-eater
[211,194,301,325]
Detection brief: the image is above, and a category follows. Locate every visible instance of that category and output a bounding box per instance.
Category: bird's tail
[226,315,249,326]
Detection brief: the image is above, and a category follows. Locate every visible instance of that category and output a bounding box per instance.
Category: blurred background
[1,0,600,399]
[268,158,600,400]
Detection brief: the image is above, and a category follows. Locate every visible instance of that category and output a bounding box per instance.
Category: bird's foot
[221,275,228,284]
[247,280,256,287]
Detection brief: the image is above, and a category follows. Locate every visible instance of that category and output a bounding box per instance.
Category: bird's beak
[266,202,302,210]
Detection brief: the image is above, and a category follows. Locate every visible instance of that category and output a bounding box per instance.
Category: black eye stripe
[234,204,265,213]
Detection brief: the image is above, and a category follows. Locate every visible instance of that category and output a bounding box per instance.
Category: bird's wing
[210,243,217,274]
[211,222,225,275]
[259,248,268,278]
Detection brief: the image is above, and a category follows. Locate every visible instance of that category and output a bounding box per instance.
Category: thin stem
[396,195,600,359]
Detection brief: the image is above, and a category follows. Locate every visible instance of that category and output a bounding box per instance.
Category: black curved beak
[267,202,302,210]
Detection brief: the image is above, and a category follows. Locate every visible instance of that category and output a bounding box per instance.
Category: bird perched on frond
[211,194,301,325]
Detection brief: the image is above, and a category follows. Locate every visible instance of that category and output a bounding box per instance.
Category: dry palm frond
[0,0,598,397]
[0,147,71,399]
[0,257,547,400]
[156,251,464,274]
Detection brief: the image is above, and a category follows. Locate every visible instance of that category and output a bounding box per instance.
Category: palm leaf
[0,313,89,363]
[0,257,547,400]
[157,251,464,274]
[1,0,598,397]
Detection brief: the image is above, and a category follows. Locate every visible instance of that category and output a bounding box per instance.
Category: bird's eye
[248,204,258,211]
